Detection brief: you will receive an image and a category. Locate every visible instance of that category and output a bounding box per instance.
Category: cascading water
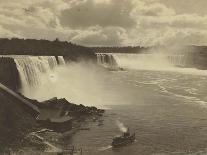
[99,53,193,71]
[98,53,207,75]
[1,55,114,107]
[57,56,66,65]
[96,53,119,70]
[109,53,173,71]
[13,56,65,94]
[172,54,188,67]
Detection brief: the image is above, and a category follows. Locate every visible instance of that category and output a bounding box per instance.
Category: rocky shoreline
[0,90,105,154]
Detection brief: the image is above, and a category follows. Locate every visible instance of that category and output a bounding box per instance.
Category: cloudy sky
[0,0,207,46]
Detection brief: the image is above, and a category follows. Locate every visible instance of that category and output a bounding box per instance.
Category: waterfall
[112,53,170,70]
[104,53,194,71]
[13,56,65,92]
[96,53,119,70]
[167,54,189,67]
[57,56,66,65]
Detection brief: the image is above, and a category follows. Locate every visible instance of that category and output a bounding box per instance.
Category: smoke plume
[116,120,127,133]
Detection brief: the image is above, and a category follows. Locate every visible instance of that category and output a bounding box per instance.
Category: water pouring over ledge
[111,53,207,75]
[1,53,207,154]
[9,53,207,108]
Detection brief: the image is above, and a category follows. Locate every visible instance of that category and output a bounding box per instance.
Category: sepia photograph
[0,0,207,154]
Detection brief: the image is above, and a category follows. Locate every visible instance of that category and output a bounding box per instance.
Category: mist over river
[21,54,207,155]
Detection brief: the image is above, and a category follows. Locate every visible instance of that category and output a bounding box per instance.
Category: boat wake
[98,145,112,151]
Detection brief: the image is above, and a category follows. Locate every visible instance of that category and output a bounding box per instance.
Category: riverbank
[0,90,37,153]
[0,88,104,154]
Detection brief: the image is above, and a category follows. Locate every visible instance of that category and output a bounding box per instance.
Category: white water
[13,56,65,95]
[10,55,115,107]
[58,56,66,65]
[7,53,207,154]
[24,61,115,108]
[10,53,207,109]
[96,53,118,69]
[112,53,207,76]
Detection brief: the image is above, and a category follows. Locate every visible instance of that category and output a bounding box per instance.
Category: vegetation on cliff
[0,38,96,61]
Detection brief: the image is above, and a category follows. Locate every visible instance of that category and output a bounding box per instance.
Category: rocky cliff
[0,91,36,152]
[0,57,21,91]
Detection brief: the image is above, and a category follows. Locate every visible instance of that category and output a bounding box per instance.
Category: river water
[22,53,207,155]
[63,68,207,155]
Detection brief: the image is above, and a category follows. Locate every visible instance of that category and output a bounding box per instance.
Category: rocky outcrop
[0,57,21,91]
[24,97,104,132]
[0,83,40,118]
[34,97,104,118]
[0,91,104,152]
[0,90,36,152]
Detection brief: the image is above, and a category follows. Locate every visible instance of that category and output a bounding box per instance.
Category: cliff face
[0,91,36,152]
[0,57,21,91]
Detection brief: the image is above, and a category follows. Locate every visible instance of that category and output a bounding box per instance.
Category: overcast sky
[0,0,207,46]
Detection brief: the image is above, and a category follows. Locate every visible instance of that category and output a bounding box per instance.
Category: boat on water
[112,128,135,147]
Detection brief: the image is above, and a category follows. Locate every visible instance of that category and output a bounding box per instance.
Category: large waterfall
[0,56,65,93]
[96,53,195,71]
[57,56,66,65]
[15,56,65,89]
[96,53,119,70]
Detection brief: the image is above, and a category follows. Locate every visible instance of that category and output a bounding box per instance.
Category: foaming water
[25,62,123,108]
[12,56,65,94]
[16,57,207,154]
[24,59,207,109]
[98,145,112,151]
[112,53,207,76]
[113,53,171,71]
[14,56,56,87]
[65,68,207,155]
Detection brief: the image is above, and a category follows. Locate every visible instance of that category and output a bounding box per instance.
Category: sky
[0,0,207,47]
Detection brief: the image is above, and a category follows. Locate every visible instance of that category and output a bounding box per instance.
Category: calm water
[62,69,207,155]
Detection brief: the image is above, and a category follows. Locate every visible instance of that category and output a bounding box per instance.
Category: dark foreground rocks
[33,97,105,133]
[0,91,36,152]
[0,91,104,153]
[0,57,21,91]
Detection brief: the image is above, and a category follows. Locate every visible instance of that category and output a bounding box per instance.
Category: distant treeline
[91,45,207,54]
[90,46,150,53]
[0,38,96,61]
[1,38,207,61]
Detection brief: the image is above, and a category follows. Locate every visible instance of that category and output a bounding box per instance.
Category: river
[21,53,207,155]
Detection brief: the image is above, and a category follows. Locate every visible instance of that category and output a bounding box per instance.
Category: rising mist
[23,61,113,107]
